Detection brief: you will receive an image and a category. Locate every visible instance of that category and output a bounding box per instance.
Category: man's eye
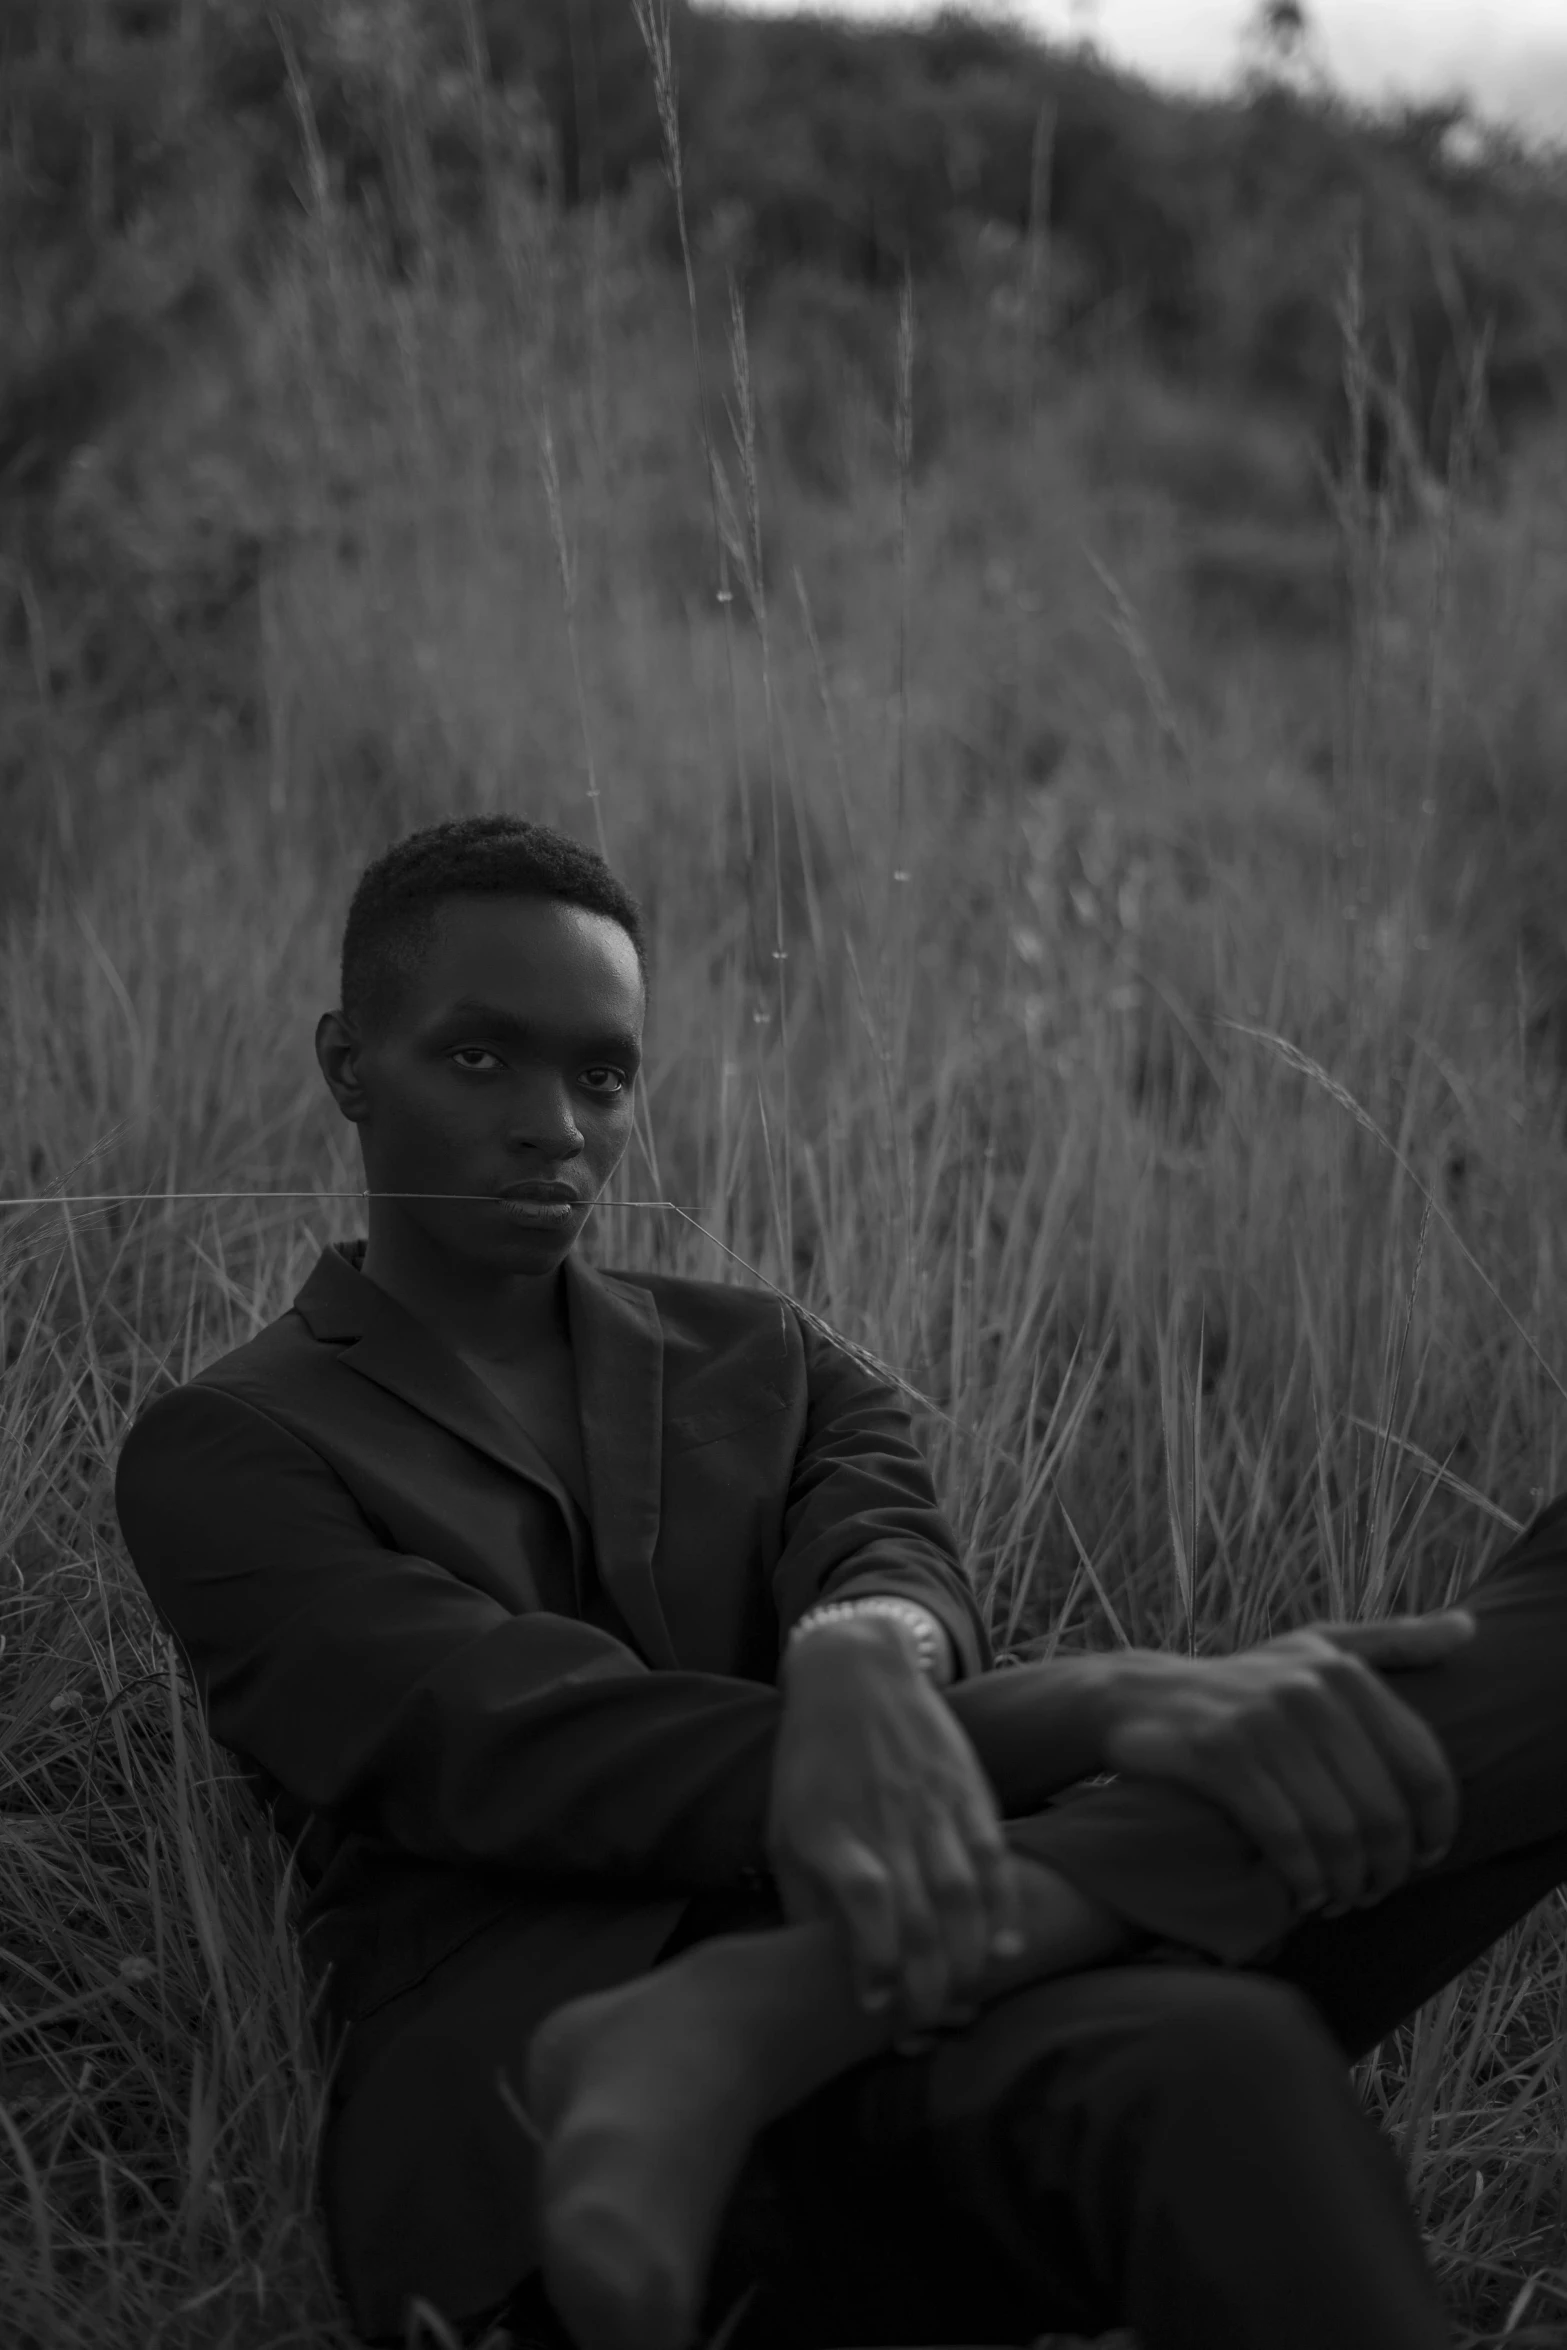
[450,1048,501,1072]
[582,1068,627,1096]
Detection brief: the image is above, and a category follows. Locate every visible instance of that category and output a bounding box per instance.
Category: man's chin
[376,1194,588,1278]
[483,1200,588,1268]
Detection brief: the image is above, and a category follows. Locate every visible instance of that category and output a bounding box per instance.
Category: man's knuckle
[1269,1829,1316,1874]
[1361,1693,1416,1749]
[900,1915,942,1962]
[824,1839,882,1880]
[1368,1691,1430,1750]
[1408,1749,1457,1801]
[1257,1690,1295,1727]
[1227,1800,1273,1847]
[838,1870,892,1916]
[926,1853,979,1899]
[1395,1772,1450,1833]
[832,1861,894,1913]
[1360,1817,1409,1860]
[841,1901,896,1956]
[888,1863,933,1912]
[1231,1712,1280,1757]
[1191,1720,1240,1767]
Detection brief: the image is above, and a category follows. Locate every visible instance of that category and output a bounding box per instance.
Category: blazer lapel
[294,1244,577,1512]
[564,1253,676,1668]
[295,1244,677,1669]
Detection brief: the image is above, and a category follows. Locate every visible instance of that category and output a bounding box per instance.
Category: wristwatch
[786,1594,953,1681]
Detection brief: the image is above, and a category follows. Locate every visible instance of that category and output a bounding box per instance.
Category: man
[115,812,1567,2350]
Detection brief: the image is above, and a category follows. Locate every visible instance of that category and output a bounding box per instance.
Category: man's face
[336,893,645,1276]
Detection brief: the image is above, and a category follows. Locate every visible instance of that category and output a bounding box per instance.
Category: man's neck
[359,1214,571,1366]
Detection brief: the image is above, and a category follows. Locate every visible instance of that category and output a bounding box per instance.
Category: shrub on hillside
[2,0,1564,662]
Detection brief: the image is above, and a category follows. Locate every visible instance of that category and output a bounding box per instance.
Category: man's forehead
[423,898,640,979]
[431,987,639,1041]
[428,892,630,948]
[412,902,643,1033]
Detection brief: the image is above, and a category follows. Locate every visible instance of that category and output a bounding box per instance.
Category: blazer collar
[293,1241,676,1666]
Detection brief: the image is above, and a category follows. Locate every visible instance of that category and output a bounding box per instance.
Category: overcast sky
[721,1,1567,139]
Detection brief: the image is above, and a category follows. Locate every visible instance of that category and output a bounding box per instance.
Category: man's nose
[506,1078,584,1153]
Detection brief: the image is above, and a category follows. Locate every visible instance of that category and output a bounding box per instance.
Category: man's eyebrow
[435,998,642,1059]
[437,997,533,1034]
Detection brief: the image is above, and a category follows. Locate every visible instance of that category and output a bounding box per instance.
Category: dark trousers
[413,1499,1567,2350]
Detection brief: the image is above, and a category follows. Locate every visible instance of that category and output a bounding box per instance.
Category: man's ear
[315,1008,371,1124]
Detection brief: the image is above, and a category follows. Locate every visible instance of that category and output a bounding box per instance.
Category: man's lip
[495,1184,584,1204]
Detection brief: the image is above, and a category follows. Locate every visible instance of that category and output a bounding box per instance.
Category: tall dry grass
[3,58,1567,2350]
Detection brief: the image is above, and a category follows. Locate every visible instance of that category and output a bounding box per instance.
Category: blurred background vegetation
[3,0,1565,808]
[7,0,1567,1087]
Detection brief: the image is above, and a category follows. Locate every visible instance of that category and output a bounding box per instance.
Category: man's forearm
[953,1651,1302,1966]
[789,1620,1124,1815]
[946,1652,1124,1814]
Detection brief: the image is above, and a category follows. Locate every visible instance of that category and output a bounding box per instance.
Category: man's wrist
[986,1648,1144,1765]
[781,1608,933,1691]
[1079,1649,1169,1760]
[786,1595,958,1686]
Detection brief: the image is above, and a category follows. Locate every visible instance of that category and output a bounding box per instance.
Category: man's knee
[924,1966,1343,2149]
[1125,1968,1345,2108]
[953,1971,1369,2314]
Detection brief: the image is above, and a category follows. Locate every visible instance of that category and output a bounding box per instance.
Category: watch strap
[787,1594,950,1679]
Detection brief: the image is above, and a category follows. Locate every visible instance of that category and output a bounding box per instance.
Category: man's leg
[684,1500,1567,2350]
[745,1964,1450,2350]
[1262,1827,1567,2060]
[1248,1500,1567,2052]
[521,1846,1475,2350]
[524,1856,1142,2350]
[992,1492,1567,1973]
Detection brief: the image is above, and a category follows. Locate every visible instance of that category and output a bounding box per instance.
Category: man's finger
[1329,1655,1462,1864]
[812,1837,902,2010]
[1184,1744,1328,1914]
[1250,1712,1372,1911]
[886,1860,950,2030]
[1293,1699,1418,1908]
[967,1808,1025,1963]
[918,1817,990,2006]
[1318,1611,1477,1671]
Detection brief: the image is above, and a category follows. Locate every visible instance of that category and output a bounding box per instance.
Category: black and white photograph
[3,4,1567,2347]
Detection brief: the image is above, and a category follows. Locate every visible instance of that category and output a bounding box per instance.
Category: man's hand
[768,1618,1022,2033]
[1100,1611,1478,1920]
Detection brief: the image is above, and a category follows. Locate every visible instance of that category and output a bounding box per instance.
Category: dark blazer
[113,1239,992,2048]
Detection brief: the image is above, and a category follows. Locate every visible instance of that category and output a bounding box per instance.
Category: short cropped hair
[339,814,648,1037]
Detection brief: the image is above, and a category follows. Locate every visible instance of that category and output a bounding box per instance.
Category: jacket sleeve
[114,1383,781,1892]
[771,1312,992,1681]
